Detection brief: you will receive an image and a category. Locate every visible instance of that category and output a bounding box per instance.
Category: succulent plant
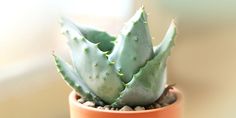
[53,7,176,107]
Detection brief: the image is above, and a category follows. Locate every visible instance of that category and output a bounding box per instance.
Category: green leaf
[53,55,104,105]
[61,18,115,53]
[112,20,176,107]
[62,21,124,104]
[109,7,154,83]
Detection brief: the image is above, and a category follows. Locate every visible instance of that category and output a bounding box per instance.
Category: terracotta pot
[69,88,183,118]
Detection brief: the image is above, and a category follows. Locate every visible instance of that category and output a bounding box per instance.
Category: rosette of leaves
[53,7,176,107]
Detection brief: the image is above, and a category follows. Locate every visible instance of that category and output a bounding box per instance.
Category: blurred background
[1,0,236,118]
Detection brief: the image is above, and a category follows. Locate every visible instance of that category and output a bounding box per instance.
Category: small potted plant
[53,6,182,118]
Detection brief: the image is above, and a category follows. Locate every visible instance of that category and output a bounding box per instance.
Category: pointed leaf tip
[141,5,145,10]
[171,19,176,28]
[51,50,56,56]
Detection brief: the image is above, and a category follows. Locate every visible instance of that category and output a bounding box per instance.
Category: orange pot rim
[69,87,182,114]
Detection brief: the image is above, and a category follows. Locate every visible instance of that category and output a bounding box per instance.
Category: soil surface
[77,85,176,111]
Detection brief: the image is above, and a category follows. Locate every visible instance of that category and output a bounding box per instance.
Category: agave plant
[53,7,176,107]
